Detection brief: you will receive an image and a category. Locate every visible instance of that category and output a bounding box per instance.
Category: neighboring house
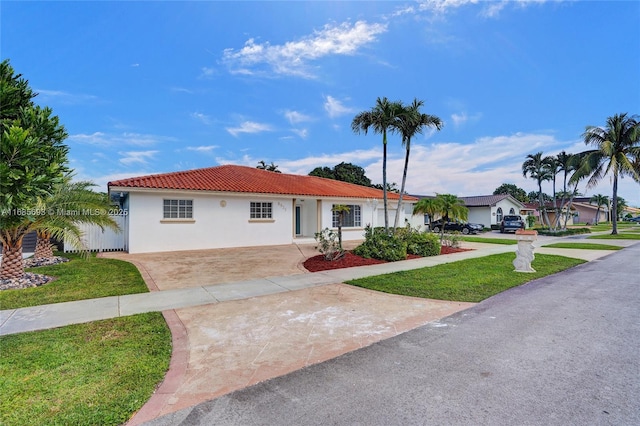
[571,197,609,224]
[108,165,420,254]
[410,194,525,229]
[459,195,525,228]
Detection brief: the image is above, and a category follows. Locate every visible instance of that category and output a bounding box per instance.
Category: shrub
[353,226,407,262]
[398,225,441,256]
[314,228,344,260]
[441,232,462,248]
[537,227,591,236]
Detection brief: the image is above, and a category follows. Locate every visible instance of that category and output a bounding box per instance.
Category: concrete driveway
[102,243,475,424]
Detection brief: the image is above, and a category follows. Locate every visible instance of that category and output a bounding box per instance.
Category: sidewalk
[1,243,516,336]
[0,235,628,336]
[1,235,634,425]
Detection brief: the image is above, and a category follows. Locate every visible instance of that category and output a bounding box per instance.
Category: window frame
[162,199,193,220]
[250,201,273,220]
[332,204,362,228]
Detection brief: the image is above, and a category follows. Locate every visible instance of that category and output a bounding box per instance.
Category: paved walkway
[0,234,636,425]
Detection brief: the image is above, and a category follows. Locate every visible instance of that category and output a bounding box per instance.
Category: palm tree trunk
[538,183,551,229]
[1,243,25,280]
[382,131,389,232]
[34,230,55,259]
[393,140,411,230]
[611,175,618,235]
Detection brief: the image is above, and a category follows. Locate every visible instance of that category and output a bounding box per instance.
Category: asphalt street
[144,243,640,426]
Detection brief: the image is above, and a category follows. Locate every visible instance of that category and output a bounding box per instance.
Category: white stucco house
[108,165,421,254]
[460,195,526,228]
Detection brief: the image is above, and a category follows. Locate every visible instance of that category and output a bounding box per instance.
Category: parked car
[500,215,525,233]
[627,216,640,223]
[430,219,484,234]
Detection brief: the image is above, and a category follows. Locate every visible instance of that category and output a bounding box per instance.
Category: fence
[64,214,128,253]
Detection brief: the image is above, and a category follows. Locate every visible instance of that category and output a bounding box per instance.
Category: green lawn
[0,253,149,310]
[0,314,171,426]
[460,236,518,245]
[0,253,171,426]
[347,253,585,303]
[588,233,640,240]
[542,242,622,250]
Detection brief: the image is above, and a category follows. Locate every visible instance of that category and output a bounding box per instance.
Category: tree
[309,162,372,187]
[256,160,281,173]
[1,60,70,279]
[589,194,609,225]
[412,197,442,228]
[615,197,628,221]
[393,99,442,229]
[32,180,120,260]
[522,152,553,229]
[434,193,468,241]
[575,113,640,234]
[331,204,350,256]
[352,97,403,232]
[493,183,528,202]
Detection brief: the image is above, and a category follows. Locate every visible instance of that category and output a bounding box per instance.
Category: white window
[496,207,503,222]
[163,199,193,219]
[250,202,272,219]
[332,205,361,227]
[509,207,516,215]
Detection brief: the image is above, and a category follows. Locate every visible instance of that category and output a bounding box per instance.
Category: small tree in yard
[1,60,69,279]
[332,204,350,253]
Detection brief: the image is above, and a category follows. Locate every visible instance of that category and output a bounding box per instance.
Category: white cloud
[222,20,387,78]
[68,132,174,147]
[119,150,158,166]
[291,128,309,139]
[324,95,355,118]
[226,121,274,137]
[185,145,218,153]
[283,109,312,124]
[35,89,98,104]
[191,112,212,125]
[199,67,217,79]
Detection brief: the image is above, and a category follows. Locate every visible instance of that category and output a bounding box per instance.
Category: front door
[295,205,302,236]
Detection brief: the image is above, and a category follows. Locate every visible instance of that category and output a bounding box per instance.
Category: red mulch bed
[303,246,473,272]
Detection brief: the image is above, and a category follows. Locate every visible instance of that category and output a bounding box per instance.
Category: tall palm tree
[576,113,640,234]
[522,152,553,229]
[393,99,443,229]
[589,194,609,225]
[352,97,403,232]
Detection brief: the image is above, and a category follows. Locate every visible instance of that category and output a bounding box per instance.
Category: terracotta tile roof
[108,164,416,201]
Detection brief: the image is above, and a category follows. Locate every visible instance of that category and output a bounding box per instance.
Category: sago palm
[351,97,403,232]
[576,113,640,234]
[393,98,442,229]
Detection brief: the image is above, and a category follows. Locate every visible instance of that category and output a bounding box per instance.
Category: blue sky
[3,1,639,206]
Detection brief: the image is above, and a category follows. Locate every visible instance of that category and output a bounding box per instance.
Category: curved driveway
[143,242,640,426]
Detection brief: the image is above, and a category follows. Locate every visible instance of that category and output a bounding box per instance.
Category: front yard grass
[0,253,149,310]
[347,253,584,303]
[587,233,640,240]
[542,242,622,250]
[0,252,171,426]
[459,236,518,245]
[0,313,171,426]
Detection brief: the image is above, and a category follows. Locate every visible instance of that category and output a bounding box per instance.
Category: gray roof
[459,194,524,208]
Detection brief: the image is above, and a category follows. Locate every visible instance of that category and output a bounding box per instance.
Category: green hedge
[353,225,440,261]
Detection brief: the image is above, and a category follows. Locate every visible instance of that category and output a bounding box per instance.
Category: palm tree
[434,193,468,241]
[32,180,120,260]
[352,97,403,232]
[522,152,553,229]
[393,99,443,229]
[331,204,350,257]
[412,197,442,230]
[589,194,609,225]
[576,113,640,234]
